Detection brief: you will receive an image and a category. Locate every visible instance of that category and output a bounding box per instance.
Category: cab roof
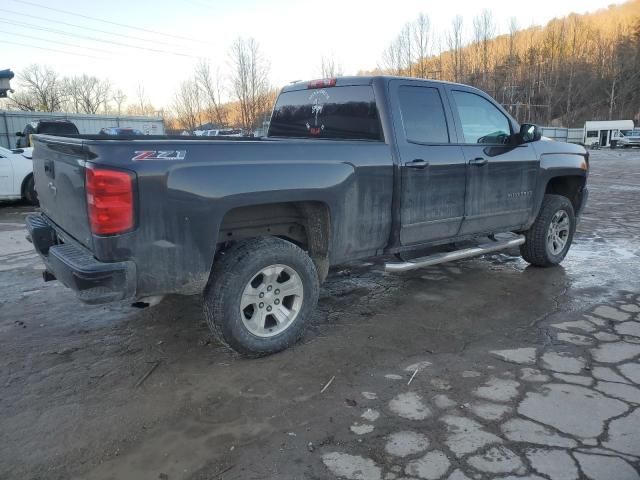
[280,75,472,93]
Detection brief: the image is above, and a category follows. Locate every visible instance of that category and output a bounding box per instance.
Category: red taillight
[307,78,337,89]
[86,167,134,235]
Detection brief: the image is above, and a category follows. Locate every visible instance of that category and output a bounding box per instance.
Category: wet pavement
[1,149,639,480]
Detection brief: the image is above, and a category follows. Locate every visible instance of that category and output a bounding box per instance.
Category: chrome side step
[385,235,525,273]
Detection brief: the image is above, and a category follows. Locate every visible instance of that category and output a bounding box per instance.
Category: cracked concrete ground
[1,149,640,480]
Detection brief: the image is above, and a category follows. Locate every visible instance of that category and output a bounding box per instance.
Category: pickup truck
[26,76,589,356]
[15,119,80,148]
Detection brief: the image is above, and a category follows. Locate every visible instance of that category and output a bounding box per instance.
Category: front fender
[526,144,588,229]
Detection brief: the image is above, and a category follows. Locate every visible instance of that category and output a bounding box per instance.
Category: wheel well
[545,176,585,212]
[218,201,331,281]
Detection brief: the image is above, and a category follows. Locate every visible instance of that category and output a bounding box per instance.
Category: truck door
[390,80,467,245]
[447,88,538,235]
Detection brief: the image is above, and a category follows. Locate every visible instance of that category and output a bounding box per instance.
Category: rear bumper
[26,214,136,304]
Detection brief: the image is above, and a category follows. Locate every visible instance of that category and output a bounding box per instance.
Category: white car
[617,129,640,148]
[0,146,37,204]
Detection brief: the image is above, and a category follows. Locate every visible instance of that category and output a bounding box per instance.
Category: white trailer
[584,120,634,147]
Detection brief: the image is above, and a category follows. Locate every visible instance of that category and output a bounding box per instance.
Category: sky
[0,0,629,109]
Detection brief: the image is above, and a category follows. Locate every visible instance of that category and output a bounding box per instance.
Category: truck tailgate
[32,137,93,248]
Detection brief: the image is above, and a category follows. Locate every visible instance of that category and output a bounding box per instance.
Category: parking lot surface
[1,149,639,480]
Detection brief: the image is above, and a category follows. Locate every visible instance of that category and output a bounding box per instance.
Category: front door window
[451,90,511,145]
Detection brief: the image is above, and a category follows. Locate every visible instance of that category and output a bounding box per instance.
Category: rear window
[398,86,449,144]
[268,85,382,141]
[37,122,79,136]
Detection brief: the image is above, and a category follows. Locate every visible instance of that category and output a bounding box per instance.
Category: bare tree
[508,17,518,61]
[564,16,581,124]
[8,65,63,111]
[64,75,111,114]
[228,37,271,131]
[320,55,342,78]
[503,17,519,112]
[127,83,155,116]
[381,38,404,75]
[374,0,640,125]
[400,23,413,77]
[195,60,227,127]
[603,26,628,120]
[447,15,465,82]
[413,13,431,78]
[112,89,127,115]
[433,36,445,80]
[172,79,202,131]
[473,9,496,86]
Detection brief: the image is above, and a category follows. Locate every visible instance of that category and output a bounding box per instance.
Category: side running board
[385,235,525,273]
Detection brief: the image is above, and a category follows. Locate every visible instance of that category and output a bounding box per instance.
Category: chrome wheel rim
[547,210,570,256]
[240,264,304,338]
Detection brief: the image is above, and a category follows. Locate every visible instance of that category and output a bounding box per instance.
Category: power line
[0,18,201,59]
[9,0,210,44]
[0,39,108,60]
[1,30,115,57]
[0,7,186,49]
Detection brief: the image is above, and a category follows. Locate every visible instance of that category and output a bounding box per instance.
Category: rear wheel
[23,175,38,206]
[520,194,575,267]
[203,236,319,357]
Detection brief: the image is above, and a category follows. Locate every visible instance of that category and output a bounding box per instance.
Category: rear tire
[520,194,575,267]
[23,175,38,206]
[203,236,319,357]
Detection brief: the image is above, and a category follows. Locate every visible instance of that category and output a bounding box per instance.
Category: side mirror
[519,123,541,143]
[15,131,24,137]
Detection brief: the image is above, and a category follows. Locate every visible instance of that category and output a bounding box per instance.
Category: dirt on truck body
[27,76,588,356]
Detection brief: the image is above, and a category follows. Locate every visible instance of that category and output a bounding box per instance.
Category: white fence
[0,110,165,149]
[541,127,584,144]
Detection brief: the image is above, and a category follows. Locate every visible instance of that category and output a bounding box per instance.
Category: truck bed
[30,132,394,301]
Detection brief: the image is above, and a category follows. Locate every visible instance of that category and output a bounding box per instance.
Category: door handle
[470,157,488,166]
[405,159,430,169]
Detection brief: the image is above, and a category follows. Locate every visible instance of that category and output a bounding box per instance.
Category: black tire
[203,236,319,357]
[23,175,39,206]
[520,194,576,267]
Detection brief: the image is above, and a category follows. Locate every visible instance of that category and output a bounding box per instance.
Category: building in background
[0,110,165,149]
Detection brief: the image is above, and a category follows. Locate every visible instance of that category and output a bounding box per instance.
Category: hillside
[362,1,640,127]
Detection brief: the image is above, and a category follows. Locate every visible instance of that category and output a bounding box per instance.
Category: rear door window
[268,85,382,140]
[398,86,449,144]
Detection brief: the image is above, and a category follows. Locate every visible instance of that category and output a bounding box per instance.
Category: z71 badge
[132,150,187,161]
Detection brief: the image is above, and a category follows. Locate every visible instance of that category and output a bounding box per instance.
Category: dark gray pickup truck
[26,76,589,356]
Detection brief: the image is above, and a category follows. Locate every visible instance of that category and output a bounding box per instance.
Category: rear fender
[162,161,354,293]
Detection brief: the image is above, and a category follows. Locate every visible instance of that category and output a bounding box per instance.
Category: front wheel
[520,194,576,267]
[203,236,319,357]
[23,175,39,206]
